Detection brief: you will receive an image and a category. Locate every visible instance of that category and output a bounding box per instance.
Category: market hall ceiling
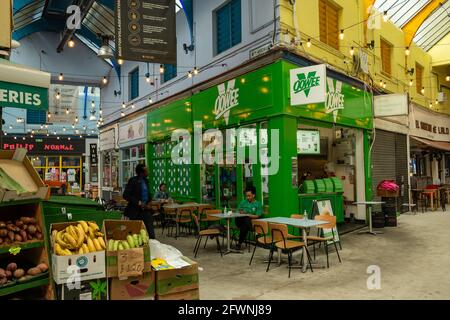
[12,0,192,55]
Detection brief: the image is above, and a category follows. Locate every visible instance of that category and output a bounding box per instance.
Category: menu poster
[313,199,340,245]
[115,0,177,64]
[297,130,320,154]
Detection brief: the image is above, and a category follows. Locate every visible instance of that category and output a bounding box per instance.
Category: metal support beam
[56,0,96,53]
[402,0,446,47]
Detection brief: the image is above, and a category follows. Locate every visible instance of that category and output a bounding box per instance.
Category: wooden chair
[249,220,274,268]
[307,215,341,268]
[149,203,162,227]
[161,207,177,236]
[290,214,304,236]
[267,223,313,277]
[191,214,223,258]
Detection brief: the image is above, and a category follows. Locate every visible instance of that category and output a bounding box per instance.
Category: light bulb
[99,109,103,115]
[159,65,164,73]
[146,75,150,83]
[30,135,33,138]
[339,30,344,40]
[383,11,388,22]
[68,137,71,141]
[121,111,125,117]
[63,127,66,132]
[48,113,52,119]
[68,39,75,48]
[47,133,49,137]
[307,39,311,48]
[22,137,25,140]
[435,99,439,105]
[131,104,135,109]
[75,116,79,123]
[72,124,75,129]
[380,80,383,87]
[56,92,60,100]
[188,71,192,78]
[118,58,124,65]
[40,125,43,129]
[45,124,48,129]
[91,101,95,108]
[53,131,57,135]
[409,79,413,87]
[193,67,199,75]
[102,76,108,84]
[57,136,60,140]
[14,136,16,140]
[58,73,64,81]
[446,75,450,82]
[405,47,410,56]
[122,102,126,109]
[149,97,153,104]
[350,47,354,56]
[66,108,69,114]
[8,125,12,129]
[383,82,387,89]
[421,87,425,94]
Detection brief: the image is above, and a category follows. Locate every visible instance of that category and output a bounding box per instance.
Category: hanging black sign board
[115,0,177,64]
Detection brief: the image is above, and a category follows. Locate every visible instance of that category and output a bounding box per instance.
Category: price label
[117,248,144,278]
[9,247,21,255]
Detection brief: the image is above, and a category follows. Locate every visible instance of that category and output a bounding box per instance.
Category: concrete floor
[157,211,450,300]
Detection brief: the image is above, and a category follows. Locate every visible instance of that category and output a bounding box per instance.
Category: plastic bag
[150,239,183,261]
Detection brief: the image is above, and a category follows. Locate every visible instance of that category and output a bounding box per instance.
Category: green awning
[0,58,50,110]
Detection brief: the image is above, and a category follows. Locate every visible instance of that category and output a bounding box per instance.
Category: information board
[297,130,320,154]
[312,199,340,245]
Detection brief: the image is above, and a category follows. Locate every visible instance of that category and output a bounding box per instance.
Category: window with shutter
[319,0,340,50]
[380,38,392,76]
[216,0,242,55]
[26,109,47,125]
[129,68,139,101]
[416,63,423,94]
[163,64,177,83]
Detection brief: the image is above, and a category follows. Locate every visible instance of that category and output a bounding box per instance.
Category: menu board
[297,130,320,154]
[313,199,340,245]
[115,0,177,64]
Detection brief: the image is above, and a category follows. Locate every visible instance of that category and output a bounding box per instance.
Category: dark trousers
[130,209,156,239]
[235,217,252,245]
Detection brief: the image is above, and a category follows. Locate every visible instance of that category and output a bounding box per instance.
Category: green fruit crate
[330,177,344,192]
[314,179,326,193]
[322,178,334,193]
[300,180,316,194]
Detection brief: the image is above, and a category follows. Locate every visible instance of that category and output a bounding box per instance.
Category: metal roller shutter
[372,130,396,211]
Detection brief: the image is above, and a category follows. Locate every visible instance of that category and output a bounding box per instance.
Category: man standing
[235,186,262,251]
[123,164,155,239]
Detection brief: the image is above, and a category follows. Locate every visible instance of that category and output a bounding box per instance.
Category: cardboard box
[155,256,199,297]
[56,278,108,300]
[156,289,200,300]
[103,220,152,278]
[109,271,155,300]
[50,222,106,285]
[0,149,48,203]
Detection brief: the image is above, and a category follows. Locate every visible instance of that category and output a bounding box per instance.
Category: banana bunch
[52,221,106,256]
[107,229,149,251]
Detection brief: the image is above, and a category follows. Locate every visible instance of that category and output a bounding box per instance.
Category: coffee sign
[290,64,327,106]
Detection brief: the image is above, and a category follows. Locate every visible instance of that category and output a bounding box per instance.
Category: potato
[6,224,15,232]
[21,224,27,230]
[8,231,14,241]
[27,267,41,276]
[0,229,7,237]
[6,263,17,272]
[14,234,23,242]
[20,217,31,224]
[4,238,11,244]
[35,232,43,240]
[27,225,37,235]
[20,230,27,241]
[29,217,36,224]
[13,269,25,279]
[27,234,33,241]
[0,277,7,285]
[17,275,31,283]
[0,221,5,228]
[5,270,12,279]
[37,263,48,273]
[0,268,5,278]
[0,238,3,245]
[36,225,42,233]
[15,220,24,227]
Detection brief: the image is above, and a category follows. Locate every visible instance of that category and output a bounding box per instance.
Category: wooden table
[421,189,438,211]
[163,203,211,237]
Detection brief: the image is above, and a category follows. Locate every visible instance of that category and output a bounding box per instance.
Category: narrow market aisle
[157,211,450,300]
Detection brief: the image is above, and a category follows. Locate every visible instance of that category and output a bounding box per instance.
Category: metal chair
[307,215,341,268]
[191,214,223,258]
[249,220,274,269]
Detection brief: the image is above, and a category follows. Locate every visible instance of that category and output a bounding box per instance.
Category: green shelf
[0,198,41,208]
[0,241,45,255]
[0,276,49,297]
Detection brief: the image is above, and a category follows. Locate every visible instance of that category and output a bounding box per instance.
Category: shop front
[99,125,119,201]
[2,135,86,194]
[118,115,147,191]
[146,56,373,222]
[372,93,410,212]
[409,103,450,188]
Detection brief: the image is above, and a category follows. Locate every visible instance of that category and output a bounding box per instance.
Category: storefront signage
[115,0,177,64]
[99,128,116,151]
[410,104,450,142]
[214,79,240,125]
[374,93,408,117]
[119,115,147,147]
[326,78,345,123]
[90,144,98,165]
[2,136,85,154]
[290,64,327,106]
[0,81,48,110]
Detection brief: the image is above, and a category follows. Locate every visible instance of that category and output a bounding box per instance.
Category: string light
[47,133,50,137]
[409,79,413,87]
[91,101,95,108]
[40,125,43,129]
[350,47,355,56]
[131,104,135,109]
[48,113,52,119]
[379,80,383,87]
[421,87,425,94]
[383,11,388,22]
[53,131,57,135]
[149,97,153,104]
[121,111,125,117]
[45,124,48,129]
[30,135,33,138]
[58,73,64,81]
[68,137,71,141]
[8,125,12,129]
[63,127,66,132]
[193,67,199,75]
[339,30,344,40]
[159,65,165,73]
[75,116,79,123]
[405,47,410,56]
[435,99,439,105]
[122,102,126,109]
[56,92,61,100]
[188,71,193,78]
[102,76,108,84]
[146,74,151,83]
[72,124,75,129]
[66,108,69,114]
[307,39,311,48]
[446,75,450,82]
[68,38,75,48]
[22,137,25,141]
[118,58,124,65]
[99,109,103,115]
[57,136,60,140]
[383,82,387,89]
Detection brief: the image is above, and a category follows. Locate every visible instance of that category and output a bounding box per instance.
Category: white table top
[353,201,386,205]
[163,203,202,209]
[210,213,252,219]
[259,217,328,228]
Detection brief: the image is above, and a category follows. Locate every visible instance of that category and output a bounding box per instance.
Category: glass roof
[374,0,450,51]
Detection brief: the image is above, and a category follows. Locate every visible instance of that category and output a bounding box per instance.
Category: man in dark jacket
[123,164,155,239]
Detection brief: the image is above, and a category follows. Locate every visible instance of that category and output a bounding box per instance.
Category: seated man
[155,183,171,202]
[235,186,263,251]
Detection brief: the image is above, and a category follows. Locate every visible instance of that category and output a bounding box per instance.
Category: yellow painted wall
[429,33,450,67]
[279,0,448,115]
